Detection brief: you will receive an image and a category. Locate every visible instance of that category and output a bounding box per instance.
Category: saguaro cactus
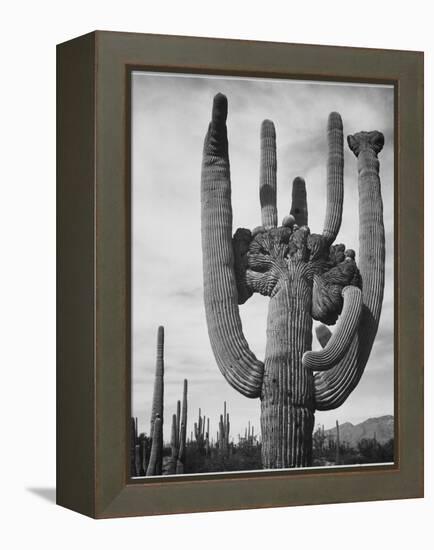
[176,379,188,473]
[146,326,165,475]
[146,415,162,476]
[201,94,385,468]
[217,402,230,456]
[205,418,210,456]
[149,326,164,438]
[166,380,188,475]
[167,413,178,474]
[194,408,206,452]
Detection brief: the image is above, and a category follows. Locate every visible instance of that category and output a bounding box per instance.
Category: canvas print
[130,72,394,477]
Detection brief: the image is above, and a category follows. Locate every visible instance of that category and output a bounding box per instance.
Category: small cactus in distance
[166,379,188,474]
[218,401,230,457]
[176,379,188,474]
[335,420,341,465]
[146,326,165,476]
[194,408,206,453]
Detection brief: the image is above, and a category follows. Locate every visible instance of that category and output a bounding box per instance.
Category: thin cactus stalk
[226,413,230,448]
[147,326,165,475]
[140,435,148,475]
[205,417,210,456]
[150,326,164,440]
[335,420,341,465]
[194,408,206,452]
[217,403,230,457]
[176,378,188,474]
[167,413,178,474]
[218,414,225,455]
[146,415,162,476]
[201,93,386,469]
[176,422,186,474]
[176,400,181,449]
[134,444,141,476]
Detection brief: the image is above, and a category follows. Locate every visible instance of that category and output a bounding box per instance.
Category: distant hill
[323,415,394,447]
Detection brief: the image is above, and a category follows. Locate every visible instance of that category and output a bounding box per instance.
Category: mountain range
[323,415,394,447]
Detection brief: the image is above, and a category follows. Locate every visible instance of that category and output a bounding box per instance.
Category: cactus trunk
[261,271,315,468]
[146,416,162,476]
[147,326,164,475]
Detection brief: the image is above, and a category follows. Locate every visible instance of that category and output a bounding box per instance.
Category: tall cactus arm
[290,176,308,227]
[259,120,277,229]
[303,286,362,371]
[201,93,264,398]
[149,326,164,438]
[322,112,344,244]
[314,131,385,410]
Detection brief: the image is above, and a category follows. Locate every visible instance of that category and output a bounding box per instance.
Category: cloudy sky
[131,71,394,444]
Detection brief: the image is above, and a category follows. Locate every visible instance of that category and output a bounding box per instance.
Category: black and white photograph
[130,71,394,477]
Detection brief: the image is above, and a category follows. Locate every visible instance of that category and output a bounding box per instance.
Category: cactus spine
[201,94,386,468]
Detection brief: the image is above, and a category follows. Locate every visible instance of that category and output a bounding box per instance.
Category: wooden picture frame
[57,31,423,518]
